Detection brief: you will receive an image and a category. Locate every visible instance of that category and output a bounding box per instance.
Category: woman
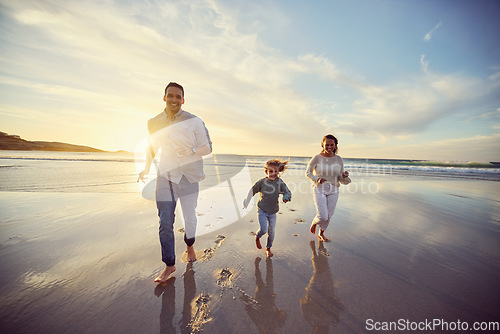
[305,134,350,242]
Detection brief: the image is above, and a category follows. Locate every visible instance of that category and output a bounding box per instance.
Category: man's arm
[193,144,212,156]
[192,119,212,156]
[175,143,211,158]
[137,120,157,183]
[137,141,155,183]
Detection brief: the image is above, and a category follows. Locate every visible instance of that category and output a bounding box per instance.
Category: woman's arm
[338,157,351,185]
[305,155,320,183]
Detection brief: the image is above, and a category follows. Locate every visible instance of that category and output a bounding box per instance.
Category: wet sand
[0,172,499,333]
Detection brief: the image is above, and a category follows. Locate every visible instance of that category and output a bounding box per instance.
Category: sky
[0,0,499,162]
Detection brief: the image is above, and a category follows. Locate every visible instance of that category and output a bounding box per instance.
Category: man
[138,82,212,283]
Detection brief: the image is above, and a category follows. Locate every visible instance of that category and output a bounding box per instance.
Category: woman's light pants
[312,182,339,232]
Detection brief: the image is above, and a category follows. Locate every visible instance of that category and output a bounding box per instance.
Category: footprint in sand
[190,292,212,331]
[214,234,225,247]
[213,267,252,302]
[4,235,23,246]
[216,268,235,289]
[182,234,226,263]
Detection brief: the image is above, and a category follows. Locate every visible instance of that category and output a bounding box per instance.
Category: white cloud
[297,54,340,80]
[0,0,498,161]
[488,67,500,81]
[466,108,500,122]
[340,55,500,138]
[0,0,335,153]
[420,54,430,75]
[417,134,500,162]
[424,21,442,41]
[345,133,500,162]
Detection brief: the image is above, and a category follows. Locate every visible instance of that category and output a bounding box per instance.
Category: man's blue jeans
[256,209,277,248]
[156,175,199,267]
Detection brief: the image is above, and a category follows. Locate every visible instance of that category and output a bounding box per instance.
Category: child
[243,159,292,257]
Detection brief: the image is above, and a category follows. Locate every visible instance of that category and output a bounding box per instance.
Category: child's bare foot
[318,235,328,242]
[310,223,317,234]
[154,265,176,284]
[255,236,262,249]
[318,229,329,242]
[186,245,197,262]
[266,247,273,258]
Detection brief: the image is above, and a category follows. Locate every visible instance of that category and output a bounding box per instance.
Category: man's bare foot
[266,247,273,258]
[154,265,176,284]
[310,223,317,234]
[318,229,329,242]
[187,245,197,262]
[255,236,262,249]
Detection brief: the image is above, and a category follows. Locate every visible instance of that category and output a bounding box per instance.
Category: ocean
[0,151,499,194]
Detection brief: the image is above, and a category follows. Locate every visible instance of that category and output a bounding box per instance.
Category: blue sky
[0,0,499,161]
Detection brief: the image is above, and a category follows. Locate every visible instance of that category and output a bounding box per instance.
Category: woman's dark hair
[322,134,338,154]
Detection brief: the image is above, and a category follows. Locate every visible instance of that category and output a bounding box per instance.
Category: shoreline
[1,148,498,167]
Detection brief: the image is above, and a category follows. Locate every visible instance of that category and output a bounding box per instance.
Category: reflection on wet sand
[181,263,196,333]
[300,241,344,334]
[240,257,287,333]
[155,263,210,333]
[155,276,176,334]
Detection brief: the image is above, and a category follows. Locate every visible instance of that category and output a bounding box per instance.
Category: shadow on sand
[300,240,344,334]
[240,257,287,333]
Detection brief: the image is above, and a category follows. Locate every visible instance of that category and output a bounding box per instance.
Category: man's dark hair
[165,82,184,97]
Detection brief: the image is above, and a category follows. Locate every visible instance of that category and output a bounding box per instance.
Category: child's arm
[242,188,254,209]
[280,180,292,203]
[243,179,261,209]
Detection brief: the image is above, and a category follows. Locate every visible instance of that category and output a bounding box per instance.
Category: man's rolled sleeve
[194,120,212,152]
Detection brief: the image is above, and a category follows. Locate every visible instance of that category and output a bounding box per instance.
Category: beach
[0,152,499,333]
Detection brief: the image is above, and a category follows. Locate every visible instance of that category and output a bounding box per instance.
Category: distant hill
[0,131,105,152]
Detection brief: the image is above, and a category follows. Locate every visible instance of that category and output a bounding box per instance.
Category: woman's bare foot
[154,265,176,284]
[187,245,197,262]
[318,229,329,242]
[266,247,273,258]
[255,236,262,249]
[310,223,317,234]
